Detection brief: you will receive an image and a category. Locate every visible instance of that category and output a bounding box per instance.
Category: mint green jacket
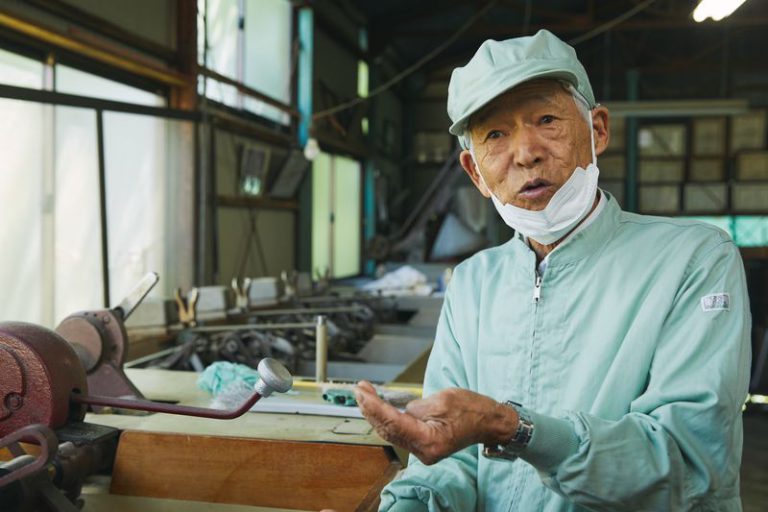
[380,197,751,512]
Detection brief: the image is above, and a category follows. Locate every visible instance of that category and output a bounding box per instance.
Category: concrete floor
[742,412,768,512]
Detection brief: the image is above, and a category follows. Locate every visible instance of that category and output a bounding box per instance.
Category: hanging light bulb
[693,0,748,22]
[303,137,320,161]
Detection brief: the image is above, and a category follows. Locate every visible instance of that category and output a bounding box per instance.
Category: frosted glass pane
[732,217,768,247]
[54,106,103,322]
[0,98,44,323]
[312,153,332,277]
[243,0,291,124]
[333,156,361,278]
[206,0,239,78]
[205,77,239,108]
[103,113,194,303]
[358,61,369,98]
[56,66,164,106]
[0,48,43,88]
[243,97,290,125]
[683,216,768,247]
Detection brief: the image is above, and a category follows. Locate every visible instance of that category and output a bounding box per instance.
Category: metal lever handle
[0,424,58,489]
[69,358,292,420]
[113,272,160,321]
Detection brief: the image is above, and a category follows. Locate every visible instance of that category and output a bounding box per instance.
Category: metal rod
[72,358,292,419]
[315,315,328,383]
[124,345,184,368]
[70,390,262,419]
[247,306,365,316]
[0,84,199,120]
[200,68,300,118]
[114,272,160,320]
[0,425,58,489]
[96,110,110,308]
[173,322,316,333]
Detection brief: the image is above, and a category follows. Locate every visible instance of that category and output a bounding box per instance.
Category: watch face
[482,402,534,461]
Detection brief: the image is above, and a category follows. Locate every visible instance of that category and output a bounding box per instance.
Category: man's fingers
[354,382,431,450]
[355,379,377,395]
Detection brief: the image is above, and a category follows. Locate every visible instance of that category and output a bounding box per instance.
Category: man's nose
[510,127,545,169]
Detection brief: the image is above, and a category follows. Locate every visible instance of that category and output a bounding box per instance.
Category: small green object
[322,389,358,407]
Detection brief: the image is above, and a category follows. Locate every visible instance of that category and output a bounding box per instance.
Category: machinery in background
[367,149,491,263]
[124,270,423,383]
[145,302,381,373]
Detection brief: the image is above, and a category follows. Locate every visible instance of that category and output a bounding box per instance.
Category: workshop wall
[60,0,176,50]
[213,129,296,281]
[312,24,368,156]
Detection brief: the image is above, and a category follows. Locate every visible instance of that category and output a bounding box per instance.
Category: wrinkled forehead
[469,79,574,129]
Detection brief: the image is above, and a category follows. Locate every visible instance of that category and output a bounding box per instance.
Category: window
[199,0,292,124]
[0,48,43,88]
[0,53,193,326]
[312,153,362,278]
[684,216,768,247]
[57,65,163,107]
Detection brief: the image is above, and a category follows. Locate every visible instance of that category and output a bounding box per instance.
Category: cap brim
[448,68,580,136]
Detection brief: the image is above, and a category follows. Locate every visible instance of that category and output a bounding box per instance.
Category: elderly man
[354,30,751,511]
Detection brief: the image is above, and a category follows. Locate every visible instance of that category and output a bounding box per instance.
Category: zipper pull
[533,273,542,303]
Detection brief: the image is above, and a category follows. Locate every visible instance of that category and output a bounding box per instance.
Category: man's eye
[486,130,503,140]
[540,115,556,124]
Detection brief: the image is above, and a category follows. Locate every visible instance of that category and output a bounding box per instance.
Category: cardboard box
[732,183,768,212]
[639,159,685,183]
[693,117,726,156]
[640,185,680,213]
[731,110,766,153]
[684,183,727,213]
[690,158,725,182]
[737,151,768,181]
[639,124,686,157]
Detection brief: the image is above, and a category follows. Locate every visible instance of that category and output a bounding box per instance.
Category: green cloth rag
[197,361,259,396]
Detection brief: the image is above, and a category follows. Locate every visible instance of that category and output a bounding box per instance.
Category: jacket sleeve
[379,288,478,512]
[517,240,751,511]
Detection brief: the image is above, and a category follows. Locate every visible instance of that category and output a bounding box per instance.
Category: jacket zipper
[532,270,542,303]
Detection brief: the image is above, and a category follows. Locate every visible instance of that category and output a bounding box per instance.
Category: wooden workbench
[81,368,411,512]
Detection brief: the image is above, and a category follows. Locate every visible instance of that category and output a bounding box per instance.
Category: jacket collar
[509,191,622,270]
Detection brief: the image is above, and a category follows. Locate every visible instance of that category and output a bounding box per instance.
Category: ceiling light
[693,0,748,22]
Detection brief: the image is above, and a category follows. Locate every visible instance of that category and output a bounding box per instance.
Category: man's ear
[592,106,610,157]
[459,150,491,198]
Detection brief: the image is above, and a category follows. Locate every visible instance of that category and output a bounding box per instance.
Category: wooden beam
[171,0,198,111]
[201,68,300,118]
[0,9,188,87]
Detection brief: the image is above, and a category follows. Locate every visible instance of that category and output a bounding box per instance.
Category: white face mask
[472,113,600,245]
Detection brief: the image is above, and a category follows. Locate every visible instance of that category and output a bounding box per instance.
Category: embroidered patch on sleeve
[701,293,730,312]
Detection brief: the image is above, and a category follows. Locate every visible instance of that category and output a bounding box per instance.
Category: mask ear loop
[588,111,596,166]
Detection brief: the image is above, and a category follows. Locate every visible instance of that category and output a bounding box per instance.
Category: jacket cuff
[381,497,429,512]
[517,408,580,474]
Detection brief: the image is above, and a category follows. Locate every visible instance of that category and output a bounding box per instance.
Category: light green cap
[447,29,595,143]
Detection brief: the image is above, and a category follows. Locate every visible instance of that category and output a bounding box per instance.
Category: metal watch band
[482,401,534,461]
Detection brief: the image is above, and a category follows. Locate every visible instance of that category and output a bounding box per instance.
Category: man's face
[459,79,609,211]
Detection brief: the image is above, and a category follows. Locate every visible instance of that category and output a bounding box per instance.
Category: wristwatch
[482,401,534,461]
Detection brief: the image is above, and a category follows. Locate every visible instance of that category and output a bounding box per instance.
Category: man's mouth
[518,179,553,198]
